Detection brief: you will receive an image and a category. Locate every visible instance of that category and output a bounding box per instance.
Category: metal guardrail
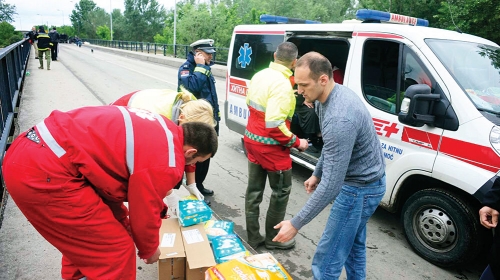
[0,38,30,229]
[83,39,229,65]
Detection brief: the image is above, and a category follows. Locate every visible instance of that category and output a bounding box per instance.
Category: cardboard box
[181,223,217,280]
[158,218,186,280]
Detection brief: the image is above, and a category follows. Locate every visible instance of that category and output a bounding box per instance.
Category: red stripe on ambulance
[353,32,403,39]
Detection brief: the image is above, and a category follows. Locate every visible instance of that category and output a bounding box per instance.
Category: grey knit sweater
[290,84,385,230]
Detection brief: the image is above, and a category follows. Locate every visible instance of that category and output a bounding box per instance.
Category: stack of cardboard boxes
[158,218,216,280]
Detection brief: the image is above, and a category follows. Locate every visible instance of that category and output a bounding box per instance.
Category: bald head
[296,52,333,80]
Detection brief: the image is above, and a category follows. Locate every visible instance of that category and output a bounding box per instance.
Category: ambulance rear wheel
[402,188,483,267]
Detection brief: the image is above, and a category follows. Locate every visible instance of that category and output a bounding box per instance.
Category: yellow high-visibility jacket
[110,88,196,123]
[244,62,299,148]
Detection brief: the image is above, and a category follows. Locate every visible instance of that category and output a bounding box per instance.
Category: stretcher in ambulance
[224,9,500,267]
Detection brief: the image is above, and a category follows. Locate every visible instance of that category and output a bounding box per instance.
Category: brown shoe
[47,68,50,70]
[38,67,43,69]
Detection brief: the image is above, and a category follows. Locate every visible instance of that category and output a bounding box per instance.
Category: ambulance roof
[233,23,498,47]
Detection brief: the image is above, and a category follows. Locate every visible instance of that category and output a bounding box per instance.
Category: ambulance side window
[362,40,436,114]
[230,34,284,81]
[362,40,400,114]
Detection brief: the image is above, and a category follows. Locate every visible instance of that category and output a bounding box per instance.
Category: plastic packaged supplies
[178,199,212,227]
[211,234,249,264]
[204,220,235,242]
[205,253,292,279]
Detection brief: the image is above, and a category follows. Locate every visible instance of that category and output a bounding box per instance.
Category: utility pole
[110,0,113,41]
[173,0,177,54]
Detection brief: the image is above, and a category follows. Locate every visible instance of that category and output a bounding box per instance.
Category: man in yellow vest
[244,42,308,250]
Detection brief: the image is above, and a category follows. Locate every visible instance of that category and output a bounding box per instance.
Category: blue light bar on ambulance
[260,14,321,24]
[356,9,429,27]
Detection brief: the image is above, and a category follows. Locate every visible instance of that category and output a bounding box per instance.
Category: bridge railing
[83,39,229,66]
[0,38,30,229]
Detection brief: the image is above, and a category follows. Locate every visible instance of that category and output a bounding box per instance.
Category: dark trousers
[51,42,58,60]
[195,159,210,191]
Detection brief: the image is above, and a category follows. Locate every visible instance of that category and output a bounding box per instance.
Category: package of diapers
[204,220,235,242]
[178,199,212,227]
[211,234,249,264]
[205,253,292,279]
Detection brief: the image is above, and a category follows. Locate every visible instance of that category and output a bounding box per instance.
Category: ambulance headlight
[490,126,500,153]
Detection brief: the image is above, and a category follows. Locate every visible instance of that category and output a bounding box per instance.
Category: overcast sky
[8,0,175,31]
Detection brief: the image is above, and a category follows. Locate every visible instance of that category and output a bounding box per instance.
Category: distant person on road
[110,87,217,210]
[273,52,386,280]
[36,26,52,70]
[479,177,500,280]
[49,27,60,61]
[178,38,220,205]
[2,106,218,280]
[244,42,309,250]
[27,26,38,59]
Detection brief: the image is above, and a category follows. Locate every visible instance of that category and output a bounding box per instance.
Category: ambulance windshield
[427,39,500,114]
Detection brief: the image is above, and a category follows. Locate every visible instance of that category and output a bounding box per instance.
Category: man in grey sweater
[273,52,386,280]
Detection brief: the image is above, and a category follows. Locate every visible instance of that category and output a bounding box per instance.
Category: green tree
[0,0,16,23]
[57,25,76,37]
[0,22,22,48]
[70,0,97,37]
[435,0,500,45]
[111,9,126,40]
[124,0,166,42]
[96,25,111,40]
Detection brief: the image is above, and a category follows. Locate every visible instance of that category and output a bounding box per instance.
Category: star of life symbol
[238,43,252,68]
[129,107,156,121]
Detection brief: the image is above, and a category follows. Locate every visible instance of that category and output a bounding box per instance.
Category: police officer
[178,39,220,205]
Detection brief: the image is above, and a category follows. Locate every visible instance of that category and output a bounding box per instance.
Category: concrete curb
[82,44,228,79]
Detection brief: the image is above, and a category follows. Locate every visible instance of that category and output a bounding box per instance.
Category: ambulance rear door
[225,30,286,135]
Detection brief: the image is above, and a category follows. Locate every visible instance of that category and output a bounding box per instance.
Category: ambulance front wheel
[402,188,485,267]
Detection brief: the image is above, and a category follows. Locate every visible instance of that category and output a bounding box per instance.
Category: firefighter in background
[2,106,218,280]
[111,87,217,210]
[178,39,220,203]
[244,42,309,250]
[36,26,52,70]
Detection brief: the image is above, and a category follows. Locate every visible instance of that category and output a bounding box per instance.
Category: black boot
[265,169,295,250]
[245,161,267,248]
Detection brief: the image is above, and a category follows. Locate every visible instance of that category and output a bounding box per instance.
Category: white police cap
[190,39,216,54]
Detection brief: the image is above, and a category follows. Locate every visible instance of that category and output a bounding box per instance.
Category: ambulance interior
[287,37,350,157]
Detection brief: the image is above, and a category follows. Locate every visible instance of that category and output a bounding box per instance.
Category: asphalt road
[0,43,487,280]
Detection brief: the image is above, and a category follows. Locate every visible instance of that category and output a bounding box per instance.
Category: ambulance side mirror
[398,84,441,127]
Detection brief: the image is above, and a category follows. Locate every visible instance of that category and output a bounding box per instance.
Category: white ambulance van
[224,9,500,267]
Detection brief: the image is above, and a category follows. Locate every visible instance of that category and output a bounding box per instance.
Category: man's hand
[143,247,161,264]
[164,192,180,217]
[297,138,309,152]
[304,175,320,194]
[479,206,499,229]
[184,183,204,200]
[272,220,298,243]
[303,101,314,108]
[194,52,205,65]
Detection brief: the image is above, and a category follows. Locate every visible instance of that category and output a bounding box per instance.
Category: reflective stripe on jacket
[36,32,53,50]
[35,106,185,259]
[177,52,220,122]
[110,89,196,124]
[244,62,299,148]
